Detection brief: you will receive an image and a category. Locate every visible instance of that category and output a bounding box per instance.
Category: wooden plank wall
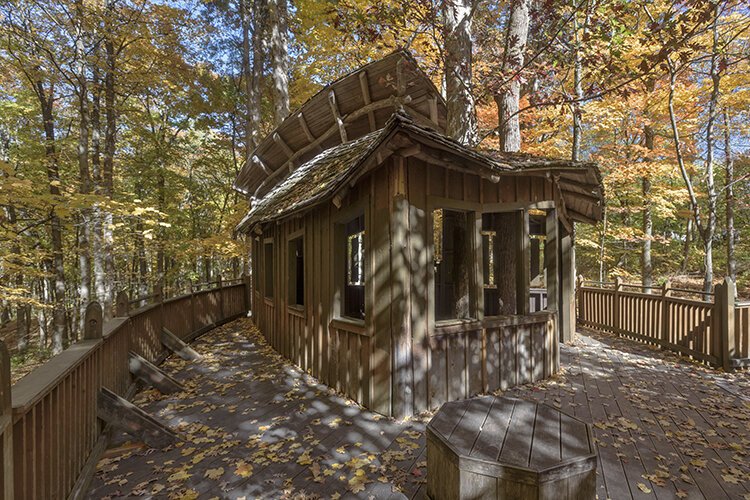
[5,284,248,500]
[253,155,563,418]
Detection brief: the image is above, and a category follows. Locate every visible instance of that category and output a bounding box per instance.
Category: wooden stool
[427,396,597,500]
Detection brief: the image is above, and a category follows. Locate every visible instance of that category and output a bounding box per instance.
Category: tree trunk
[36,82,66,354]
[101,2,117,317]
[495,0,529,152]
[641,120,655,290]
[724,110,735,281]
[702,2,720,296]
[76,0,92,336]
[571,0,591,161]
[267,0,289,125]
[443,0,476,146]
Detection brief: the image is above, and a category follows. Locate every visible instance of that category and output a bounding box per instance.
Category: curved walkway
[89,319,750,499]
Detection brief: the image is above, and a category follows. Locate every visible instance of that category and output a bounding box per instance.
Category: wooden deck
[89,318,750,499]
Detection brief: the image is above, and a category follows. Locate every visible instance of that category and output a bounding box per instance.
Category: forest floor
[88,318,750,500]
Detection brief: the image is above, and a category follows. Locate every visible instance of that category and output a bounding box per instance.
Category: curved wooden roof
[233,50,447,199]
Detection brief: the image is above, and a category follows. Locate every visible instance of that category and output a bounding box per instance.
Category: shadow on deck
[89,319,750,499]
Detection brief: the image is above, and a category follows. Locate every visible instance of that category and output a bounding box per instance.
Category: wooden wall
[252,154,564,418]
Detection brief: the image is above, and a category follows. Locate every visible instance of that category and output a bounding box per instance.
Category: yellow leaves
[348,468,368,494]
[204,467,224,480]
[297,449,313,466]
[167,470,191,482]
[637,482,652,494]
[234,461,253,478]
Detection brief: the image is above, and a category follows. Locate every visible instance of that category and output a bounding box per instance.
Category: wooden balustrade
[577,276,749,369]
[0,280,251,500]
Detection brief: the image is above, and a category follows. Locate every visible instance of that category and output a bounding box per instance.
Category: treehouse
[233,50,604,418]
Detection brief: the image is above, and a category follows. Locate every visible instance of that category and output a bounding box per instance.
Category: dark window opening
[482,212,519,316]
[434,209,471,321]
[288,236,304,306]
[253,238,260,291]
[344,214,365,320]
[529,211,547,312]
[264,241,274,299]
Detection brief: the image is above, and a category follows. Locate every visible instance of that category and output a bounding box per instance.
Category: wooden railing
[0,277,252,500]
[577,277,749,370]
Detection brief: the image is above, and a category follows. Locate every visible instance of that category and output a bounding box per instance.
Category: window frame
[287,230,305,309]
[332,198,370,324]
[427,197,482,327]
[263,237,274,300]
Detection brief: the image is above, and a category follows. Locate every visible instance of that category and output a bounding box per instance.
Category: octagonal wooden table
[427,396,597,500]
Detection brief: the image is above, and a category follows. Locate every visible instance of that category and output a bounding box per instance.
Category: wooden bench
[427,396,596,500]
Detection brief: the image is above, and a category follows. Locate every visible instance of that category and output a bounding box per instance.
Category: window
[342,214,365,320]
[529,210,548,312]
[483,212,519,316]
[433,209,472,321]
[253,238,260,292]
[288,236,304,306]
[263,241,274,298]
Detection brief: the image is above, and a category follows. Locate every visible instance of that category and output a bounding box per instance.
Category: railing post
[188,280,196,333]
[660,280,671,348]
[613,277,623,335]
[115,290,130,317]
[83,302,104,340]
[576,275,584,327]
[217,276,224,320]
[0,340,13,500]
[719,277,736,371]
[243,274,252,315]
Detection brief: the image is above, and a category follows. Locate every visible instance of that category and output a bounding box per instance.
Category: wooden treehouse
[234,50,604,418]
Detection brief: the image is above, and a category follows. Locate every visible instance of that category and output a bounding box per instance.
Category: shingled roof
[233,50,447,199]
[236,112,604,233]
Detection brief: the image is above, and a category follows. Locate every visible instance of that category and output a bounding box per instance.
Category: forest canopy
[1,0,748,356]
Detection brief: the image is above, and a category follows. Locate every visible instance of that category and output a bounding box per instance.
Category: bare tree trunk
[75,0,92,336]
[724,110,735,281]
[598,205,607,282]
[681,218,692,274]
[702,2,721,295]
[240,0,256,154]
[101,2,117,316]
[267,0,289,125]
[571,0,591,161]
[495,0,529,152]
[36,82,66,354]
[443,0,476,145]
[641,120,655,290]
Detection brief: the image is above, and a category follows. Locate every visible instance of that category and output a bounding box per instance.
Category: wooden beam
[559,188,600,205]
[272,133,295,172]
[428,98,439,126]
[298,113,315,143]
[328,90,348,142]
[359,71,377,132]
[254,155,272,176]
[161,327,203,361]
[128,351,185,394]
[253,94,416,198]
[394,143,421,158]
[97,388,179,448]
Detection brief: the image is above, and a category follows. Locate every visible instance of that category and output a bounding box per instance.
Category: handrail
[1,277,252,500]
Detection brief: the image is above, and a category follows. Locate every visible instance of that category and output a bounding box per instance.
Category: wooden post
[576,275,585,328]
[153,283,163,304]
[243,275,252,314]
[660,280,671,347]
[0,340,13,500]
[115,290,130,317]
[83,302,104,340]
[613,277,623,335]
[187,280,196,333]
[217,276,225,319]
[720,277,736,371]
